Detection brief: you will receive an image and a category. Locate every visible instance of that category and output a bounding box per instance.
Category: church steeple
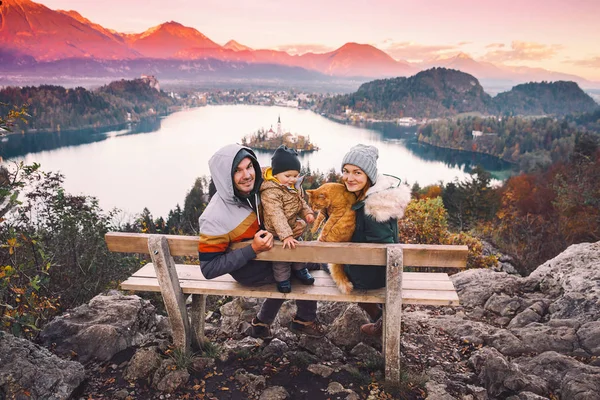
[277,115,282,136]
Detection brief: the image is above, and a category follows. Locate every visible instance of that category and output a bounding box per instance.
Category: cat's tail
[329,263,353,294]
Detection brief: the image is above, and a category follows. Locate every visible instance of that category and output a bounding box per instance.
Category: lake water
[2,105,512,218]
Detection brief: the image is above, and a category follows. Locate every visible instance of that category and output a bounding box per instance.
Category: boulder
[123,346,161,381]
[327,303,370,348]
[39,293,159,363]
[0,331,85,400]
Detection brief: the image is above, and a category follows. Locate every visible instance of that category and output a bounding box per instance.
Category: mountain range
[0,0,598,89]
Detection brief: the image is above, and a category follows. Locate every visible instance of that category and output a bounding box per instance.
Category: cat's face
[306,187,330,211]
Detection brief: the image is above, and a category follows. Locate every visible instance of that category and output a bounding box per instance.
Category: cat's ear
[306,189,313,194]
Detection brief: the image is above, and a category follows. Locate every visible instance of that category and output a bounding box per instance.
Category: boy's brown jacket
[259,170,313,240]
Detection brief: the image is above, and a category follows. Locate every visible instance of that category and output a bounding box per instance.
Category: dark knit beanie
[271,145,301,175]
[341,144,379,184]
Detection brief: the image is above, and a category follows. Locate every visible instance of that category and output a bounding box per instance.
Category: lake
[2,105,513,218]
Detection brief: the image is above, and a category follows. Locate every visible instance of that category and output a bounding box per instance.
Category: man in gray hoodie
[198,144,325,338]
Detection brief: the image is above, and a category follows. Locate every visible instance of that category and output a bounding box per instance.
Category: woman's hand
[282,236,299,249]
[251,230,273,253]
[305,213,315,224]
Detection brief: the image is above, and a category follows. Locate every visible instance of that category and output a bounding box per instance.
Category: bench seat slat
[121,276,459,305]
[131,264,457,291]
[121,264,460,305]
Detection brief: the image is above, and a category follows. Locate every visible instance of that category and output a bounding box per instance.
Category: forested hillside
[0,78,180,133]
[493,81,598,116]
[317,68,493,118]
[316,68,599,119]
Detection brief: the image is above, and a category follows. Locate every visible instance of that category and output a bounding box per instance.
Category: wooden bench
[106,232,467,386]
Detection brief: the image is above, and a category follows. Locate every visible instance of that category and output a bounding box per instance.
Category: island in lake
[241,116,319,152]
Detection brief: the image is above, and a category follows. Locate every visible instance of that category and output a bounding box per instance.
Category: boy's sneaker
[289,317,326,338]
[277,280,292,293]
[250,317,273,339]
[293,268,315,285]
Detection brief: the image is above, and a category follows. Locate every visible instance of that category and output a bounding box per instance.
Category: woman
[340,144,411,335]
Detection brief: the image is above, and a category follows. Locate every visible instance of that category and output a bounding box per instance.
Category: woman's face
[342,164,368,193]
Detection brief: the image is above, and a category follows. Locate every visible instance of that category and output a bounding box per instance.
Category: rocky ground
[2,241,600,400]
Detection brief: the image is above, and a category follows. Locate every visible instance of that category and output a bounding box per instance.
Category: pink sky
[39,0,600,80]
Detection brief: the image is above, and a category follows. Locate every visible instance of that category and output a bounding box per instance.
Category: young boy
[260,145,316,293]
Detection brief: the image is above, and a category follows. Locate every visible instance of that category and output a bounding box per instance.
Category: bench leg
[384,247,403,386]
[148,235,192,355]
[190,294,206,350]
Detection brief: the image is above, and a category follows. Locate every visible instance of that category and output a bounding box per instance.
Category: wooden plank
[105,232,468,268]
[384,247,403,385]
[148,235,191,355]
[120,276,460,306]
[132,264,453,282]
[131,264,456,291]
[190,294,206,350]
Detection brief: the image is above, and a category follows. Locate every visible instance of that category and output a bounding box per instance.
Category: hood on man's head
[208,144,262,202]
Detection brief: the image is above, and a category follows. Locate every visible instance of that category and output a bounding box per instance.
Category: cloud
[273,43,335,55]
[380,41,463,62]
[485,43,505,49]
[567,56,600,68]
[482,41,562,63]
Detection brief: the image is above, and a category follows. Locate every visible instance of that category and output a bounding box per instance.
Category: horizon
[32,0,600,81]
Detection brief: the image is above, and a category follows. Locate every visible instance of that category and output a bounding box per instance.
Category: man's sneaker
[293,268,315,285]
[277,280,292,293]
[289,317,326,337]
[250,317,273,339]
[360,317,383,337]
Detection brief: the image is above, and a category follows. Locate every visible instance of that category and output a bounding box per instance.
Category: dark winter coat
[343,174,411,290]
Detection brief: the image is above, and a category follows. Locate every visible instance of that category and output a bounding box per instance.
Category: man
[198,144,324,338]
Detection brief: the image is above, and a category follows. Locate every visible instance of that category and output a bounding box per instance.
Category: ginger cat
[306,183,356,294]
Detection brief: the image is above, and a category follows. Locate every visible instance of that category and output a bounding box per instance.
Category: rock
[452,269,522,308]
[505,392,549,400]
[578,321,600,356]
[307,363,334,378]
[262,338,289,358]
[326,382,345,394]
[526,241,600,322]
[235,368,266,397]
[113,388,130,400]
[508,308,542,328]
[222,336,263,355]
[152,359,190,393]
[190,356,215,372]
[0,331,85,400]
[350,342,384,366]
[327,304,370,348]
[469,347,549,398]
[514,351,600,400]
[39,293,158,363]
[124,346,161,381]
[219,297,260,337]
[511,324,578,355]
[424,381,456,399]
[484,293,525,317]
[316,301,348,325]
[298,335,344,361]
[345,391,360,400]
[260,385,289,400]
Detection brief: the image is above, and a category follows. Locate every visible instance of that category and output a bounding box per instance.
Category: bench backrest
[105,232,468,268]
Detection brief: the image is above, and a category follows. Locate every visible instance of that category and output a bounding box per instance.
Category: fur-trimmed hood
[363,174,412,222]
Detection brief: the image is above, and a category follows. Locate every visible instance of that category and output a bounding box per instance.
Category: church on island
[241,116,319,152]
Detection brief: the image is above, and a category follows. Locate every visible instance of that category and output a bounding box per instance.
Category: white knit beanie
[341,144,379,184]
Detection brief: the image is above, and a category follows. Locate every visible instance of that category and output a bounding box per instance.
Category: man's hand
[305,213,315,224]
[282,236,299,249]
[251,230,273,254]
